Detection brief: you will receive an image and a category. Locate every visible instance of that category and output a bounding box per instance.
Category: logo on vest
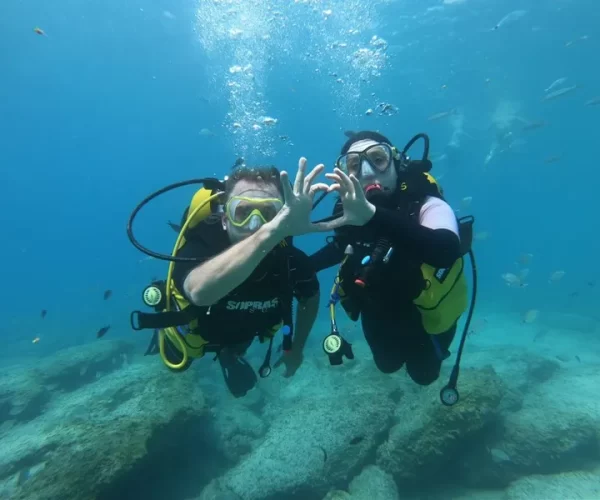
[435,267,450,283]
[226,298,279,313]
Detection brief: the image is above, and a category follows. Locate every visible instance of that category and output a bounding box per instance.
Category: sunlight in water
[195,0,390,158]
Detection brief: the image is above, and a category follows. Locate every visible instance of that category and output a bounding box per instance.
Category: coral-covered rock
[376,366,505,486]
[0,359,212,500]
[36,339,135,392]
[0,340,135,430]
[505,466,600,499]
[200,358,397,500]
[348,465,399,499]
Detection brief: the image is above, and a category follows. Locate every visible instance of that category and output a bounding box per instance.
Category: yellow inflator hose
[158,192,223,370]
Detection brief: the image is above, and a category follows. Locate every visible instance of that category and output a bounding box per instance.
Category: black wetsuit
[310,193,461,385]
[171,222,319,396]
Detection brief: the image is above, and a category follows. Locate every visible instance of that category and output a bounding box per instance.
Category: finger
[334,168,355,196]
[309,183,330,197]
[293,157,307,194]
[326,183,341,193]
[280,171,294,203]
[349,175,366,200]
[303,164,324,193]
[325,173,342,183]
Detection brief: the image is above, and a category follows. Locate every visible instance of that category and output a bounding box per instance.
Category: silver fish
[427,109,457,121]
[585,97,600,106]
[492,10,527,31]
[542,85,578,101]
[544,77,567,93]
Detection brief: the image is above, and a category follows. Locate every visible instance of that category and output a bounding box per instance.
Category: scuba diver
[128,158,327,397]
[311,131,476,406]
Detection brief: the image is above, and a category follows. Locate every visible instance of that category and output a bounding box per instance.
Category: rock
[0,359,215,500]
[0,371,50,426]
[457,363,600,489]
[505,466,600,499]
[211,402,267,461]
[36,340,135,392]
[348,465,399,499]
[525,357,560,384]
[201,359,397,500]
[322,490,352,500]
[497,365,600,474]
[0,341,135,428]
[376,366,506,486]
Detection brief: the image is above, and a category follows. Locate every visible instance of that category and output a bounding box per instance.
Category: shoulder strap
[276,246,295,330]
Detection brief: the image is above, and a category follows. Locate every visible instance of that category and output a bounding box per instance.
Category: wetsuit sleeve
[365,197,461,269]
[309,240,346,272]
[288,247,320,299]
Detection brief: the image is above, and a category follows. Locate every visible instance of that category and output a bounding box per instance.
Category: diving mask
[225,196,283,229]
[335,143,399,178]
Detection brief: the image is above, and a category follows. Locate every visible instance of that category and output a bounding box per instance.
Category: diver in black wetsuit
[311,131,470,386]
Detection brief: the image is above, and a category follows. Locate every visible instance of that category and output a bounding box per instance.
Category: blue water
[1,0,599,498]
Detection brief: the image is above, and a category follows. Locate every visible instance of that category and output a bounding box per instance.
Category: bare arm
[183,221,285,306]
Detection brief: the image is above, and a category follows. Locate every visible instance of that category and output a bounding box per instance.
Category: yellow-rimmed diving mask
[225,196,284,229]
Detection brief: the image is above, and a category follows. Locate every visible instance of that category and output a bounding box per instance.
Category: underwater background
[1,0,600,499]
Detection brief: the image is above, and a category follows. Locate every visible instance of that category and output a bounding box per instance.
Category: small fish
[41,309,47,319]
[517,253,533,266]
[349,436,364,445]
[544,78,567,93]
[523,309,539,324]
[565,35,589,48]
[103,290,112,300]
[542,85,578,102]
[344,130,357,139]
[167,221,182,232]
[32,337,40,344]
[549,270,566,283]
[96,325,111,339]
[575,355,581,363]
[199,128,215,137]
[319,446,328,462]
[585,97,600,107]
[521,120,549,131]
[491,10,527,31]
[427,109,457,121]
[501,272,527,288]
[33,27,46,36]
[587,281,596,287]
[460,196,472,209]
[474,231,490,241]
[544,155,561,164]
[468,317,488,336]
